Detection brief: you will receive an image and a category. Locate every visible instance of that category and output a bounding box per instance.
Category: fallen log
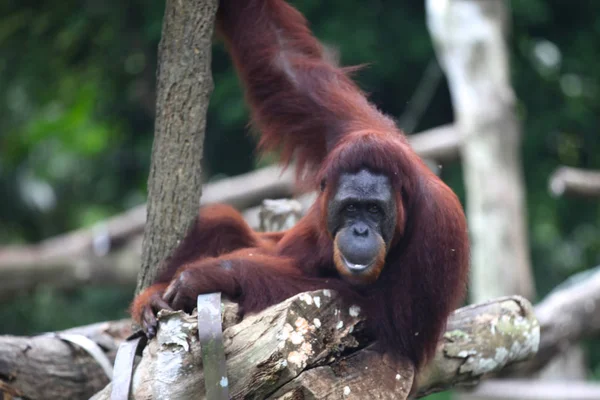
[9,263,600,399]
[0,320,132,400]
[88,293,538,400]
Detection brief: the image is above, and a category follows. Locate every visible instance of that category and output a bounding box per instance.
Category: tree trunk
[426,0,535,303]
[425,0,582,392]
[136,0,219,294]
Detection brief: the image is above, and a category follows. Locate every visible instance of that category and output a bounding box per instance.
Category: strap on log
[56,333,114,379]
[197,292,230,399]
[109,293,230,400]
[110,330,146,400]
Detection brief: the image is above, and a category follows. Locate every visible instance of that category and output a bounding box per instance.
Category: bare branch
[0,166,295,301]
[258,198,303,232]
[549,166,600,198]
[398,60,444,134]
[408,124,460,163]
[243,192,317,230]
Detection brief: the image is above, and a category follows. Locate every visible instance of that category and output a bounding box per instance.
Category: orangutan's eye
[368,205,380,214]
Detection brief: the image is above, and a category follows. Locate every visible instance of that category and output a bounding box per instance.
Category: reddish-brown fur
[131,0,470,372]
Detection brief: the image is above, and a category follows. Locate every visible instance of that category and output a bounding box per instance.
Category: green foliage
[0,0,599,379]
[0,0,159,242]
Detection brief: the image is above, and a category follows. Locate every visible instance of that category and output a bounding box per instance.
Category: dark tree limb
[549,166,600,198]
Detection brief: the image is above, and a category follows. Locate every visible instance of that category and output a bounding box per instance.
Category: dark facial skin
[326,169,397,282]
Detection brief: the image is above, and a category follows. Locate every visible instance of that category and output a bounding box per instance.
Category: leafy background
[1,0,599,392]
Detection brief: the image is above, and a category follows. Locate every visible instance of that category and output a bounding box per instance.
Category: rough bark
[0,320,132,400]
[136,0,219,294]
[89,293,538,400]
[426,0,535,303]
[415,296,539,397]
[549,166,600,198]
[503,266,600,376]
[461,267,600,398]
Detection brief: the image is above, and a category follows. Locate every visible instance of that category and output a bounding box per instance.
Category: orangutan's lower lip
[341,255,372,272]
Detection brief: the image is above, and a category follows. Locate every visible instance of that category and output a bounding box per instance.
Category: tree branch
[549,166,600,198]
[408,124,460,163]
[0,166,295,301]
